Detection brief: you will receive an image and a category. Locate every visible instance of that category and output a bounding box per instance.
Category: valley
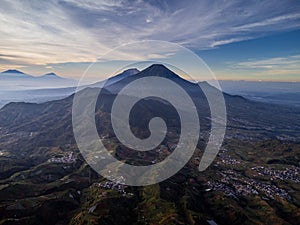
[0,65,299,225]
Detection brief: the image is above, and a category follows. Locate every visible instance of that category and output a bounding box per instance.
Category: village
[206,169,292,200]
[251,165,300,183]
[216,153,241,166]
[92,172,134,196]
[48,151,77,164]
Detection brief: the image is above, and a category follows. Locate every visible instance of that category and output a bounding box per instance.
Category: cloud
[232,55,300,70]
[62,0,123,11]
[233,13,300,31]
[228,55,300,80]
[210,38,250,48]
[0,0,299,67]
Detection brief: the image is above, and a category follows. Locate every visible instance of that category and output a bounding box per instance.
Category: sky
[0,0,300,81]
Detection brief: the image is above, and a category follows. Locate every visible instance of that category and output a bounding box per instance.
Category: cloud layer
[228,55,300,80]
[0,0,300,68]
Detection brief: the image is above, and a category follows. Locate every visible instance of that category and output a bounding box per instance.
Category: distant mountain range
[0,64,299,143]
[0,68,143,109]
[1,64,300,141]
[0,69,69,80]
[0,69,79,92]
[0,69,79,108]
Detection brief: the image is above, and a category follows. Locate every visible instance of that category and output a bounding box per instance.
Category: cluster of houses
[216,153,241,166]
[93,174,134,196]
[206,169,291,201]
[93,181,126,194]
[48,152,76,164]
[251,166,300,183]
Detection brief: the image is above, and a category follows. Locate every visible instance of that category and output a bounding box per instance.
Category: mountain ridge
[0,69,70,80]
[102,64,203,95]
[1,64,299,141]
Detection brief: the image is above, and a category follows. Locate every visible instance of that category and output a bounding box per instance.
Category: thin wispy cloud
[210,38,250,48]
[0,0,299,71]
[232,55,300,70]
[234,13,300,31]
[228,55,300,81]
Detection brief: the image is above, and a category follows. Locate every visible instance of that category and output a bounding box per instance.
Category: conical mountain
[103,64,200,94]
[1,69,25,74]
[0,69,32,78]
[137,64,180,79]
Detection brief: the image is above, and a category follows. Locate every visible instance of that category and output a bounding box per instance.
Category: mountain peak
[147,64,170,71]
[39,72,64,79]
[139,64,179,79]
[43,72,58,76]
[2,69,25,74]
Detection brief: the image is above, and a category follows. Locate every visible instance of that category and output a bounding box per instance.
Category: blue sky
[199,30,300,81]
[0,0,299,81]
